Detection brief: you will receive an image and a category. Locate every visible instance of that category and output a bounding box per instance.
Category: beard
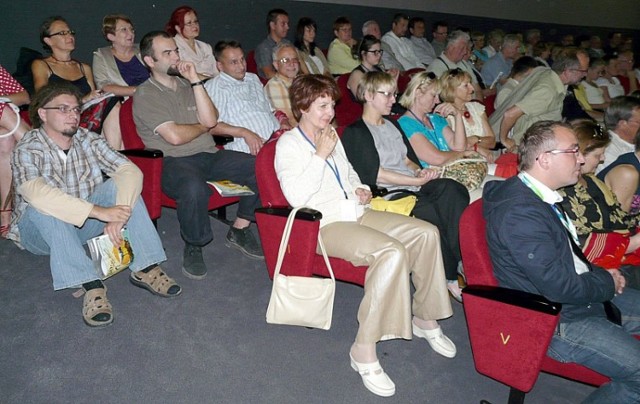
[61,125,79,138]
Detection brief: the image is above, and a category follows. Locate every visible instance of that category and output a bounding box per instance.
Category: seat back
[255,139,289,207]
[119,98,145,149]
[459,200,499,287]
[334,74,363,127]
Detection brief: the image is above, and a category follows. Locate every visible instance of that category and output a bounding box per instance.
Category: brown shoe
[82,286,113,327]
[129,266,182,298]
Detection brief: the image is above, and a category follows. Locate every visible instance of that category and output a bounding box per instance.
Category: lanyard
[297,127,348,199]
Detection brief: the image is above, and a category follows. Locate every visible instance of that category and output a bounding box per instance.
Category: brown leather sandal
[82,287,113,327]
[129,266,182,298]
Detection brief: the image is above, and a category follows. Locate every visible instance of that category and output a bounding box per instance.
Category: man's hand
[279,119,292,131]
[104,221,125,246]
[176,60,199,83]
[355,188,372,205]
[242,130,265,155]
[90,205,131,223]
[606,268,626,295]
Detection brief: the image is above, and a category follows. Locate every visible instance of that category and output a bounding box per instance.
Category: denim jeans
[547,288,640,403]
[18,180,166,290]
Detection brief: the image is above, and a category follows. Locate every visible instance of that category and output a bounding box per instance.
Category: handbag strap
[272,206,335,283]
[0,98,21,139]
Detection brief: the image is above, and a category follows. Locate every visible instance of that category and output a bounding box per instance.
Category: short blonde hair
[356,71,396,103]
[439,68,473,103]
[399,71,439,109]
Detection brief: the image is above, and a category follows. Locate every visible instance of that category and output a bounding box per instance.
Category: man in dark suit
[483,120,640,403]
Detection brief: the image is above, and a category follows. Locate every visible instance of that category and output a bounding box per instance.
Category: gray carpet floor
[0,207,595,403]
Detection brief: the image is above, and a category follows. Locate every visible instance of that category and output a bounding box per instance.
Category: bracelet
[473,144,478,152]
[190,80,206,87]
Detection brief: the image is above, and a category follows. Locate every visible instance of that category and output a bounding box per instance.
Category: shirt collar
[519,171,563,204]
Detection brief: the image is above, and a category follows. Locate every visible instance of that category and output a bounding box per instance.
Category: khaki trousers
[319,209,452,344]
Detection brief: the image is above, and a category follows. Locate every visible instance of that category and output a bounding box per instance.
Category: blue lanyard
[297,126,348,199]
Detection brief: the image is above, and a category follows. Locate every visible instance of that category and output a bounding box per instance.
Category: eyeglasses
[48,30,75,38]
[41,105,81,115]
[115,26,135,34]
[376,90,398,99]
[570,68,588,74]
[536,146,580,159]
[278,57,299,64]
[366,49,384,56]
[184,20,199,27]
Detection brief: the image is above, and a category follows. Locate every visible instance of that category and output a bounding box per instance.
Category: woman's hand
[416,168,441,183]
[82,89,104,103]
[314,126,338,159]
[434,102,458,118]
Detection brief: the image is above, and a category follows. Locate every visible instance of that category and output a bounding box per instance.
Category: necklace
[408,109,432,130]
[50,54,72,63]
[455,104,471,119]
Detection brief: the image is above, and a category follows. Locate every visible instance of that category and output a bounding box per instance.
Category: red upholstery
[119,98,239,222]
[460,200,611,398]
[246,50,268,85]
[483,93,497,117]
[254,138,368,285]
[334,74,363,128]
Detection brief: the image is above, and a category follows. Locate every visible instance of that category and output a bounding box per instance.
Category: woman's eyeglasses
[366,50,384,56]
[48,30,75,38]
[376,90,398,99]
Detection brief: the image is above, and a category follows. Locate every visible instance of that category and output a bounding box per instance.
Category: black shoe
[225,226,264,260]
[182,244,207,279]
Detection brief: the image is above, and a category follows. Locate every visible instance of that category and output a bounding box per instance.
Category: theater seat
[460,199,613,403]
[119,98,239,225]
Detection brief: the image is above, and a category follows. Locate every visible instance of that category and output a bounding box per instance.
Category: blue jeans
[17,180,166,290]
[547,288,640,403]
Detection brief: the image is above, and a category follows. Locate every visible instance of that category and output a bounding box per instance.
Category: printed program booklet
[207,180,255,197]
[87,228,134,279]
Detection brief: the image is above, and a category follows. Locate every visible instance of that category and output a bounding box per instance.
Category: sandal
[82,287,113,327]
[129,266,182,298]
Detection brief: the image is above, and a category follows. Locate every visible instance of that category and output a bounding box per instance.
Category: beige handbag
[266,206,336,330]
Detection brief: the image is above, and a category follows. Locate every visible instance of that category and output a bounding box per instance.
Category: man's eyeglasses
[536,146,580,160]
[41,105,81,115]
[48,30,75,38]
[278,57,299,64]
[376,90,398,99]
[570,68,588,74]
[366,49,384,56]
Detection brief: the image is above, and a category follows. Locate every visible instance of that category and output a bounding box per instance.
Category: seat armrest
[255,206,322,221]
[213,135,234,146]
[463,285,562,315]
[121,148,163,158]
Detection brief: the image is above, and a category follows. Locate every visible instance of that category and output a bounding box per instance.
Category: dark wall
[2,0,638,72]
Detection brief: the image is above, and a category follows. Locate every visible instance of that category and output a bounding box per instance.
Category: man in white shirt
[205,40,290,156]
[430,21,448,56]
[381,13,423,71]
[597,96,640,174]
[362,20,403,71]
[408,17,436,67]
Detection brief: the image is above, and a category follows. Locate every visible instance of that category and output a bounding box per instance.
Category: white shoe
[412,323,457,358]
[349,353,396,397]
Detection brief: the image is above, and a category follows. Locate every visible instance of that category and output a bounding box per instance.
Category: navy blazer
[483,176,615,323]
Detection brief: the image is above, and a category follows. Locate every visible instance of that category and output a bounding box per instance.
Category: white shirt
[409,36,436,66]
[381,31,423,70]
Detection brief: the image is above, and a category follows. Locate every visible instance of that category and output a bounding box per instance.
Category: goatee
[62,126,78,138]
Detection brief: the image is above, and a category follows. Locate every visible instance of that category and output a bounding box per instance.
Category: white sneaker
[412,323,457,358]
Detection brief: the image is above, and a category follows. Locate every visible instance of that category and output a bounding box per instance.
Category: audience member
[294,17,330,76]
[408,17,437,67]
[491,48,589,150]
[440,68,497,161]
[616,51,638,95]
[597,54,626,99]
[482,29,503,58]
[597,96,640,175]
[327,16,358,75]
[588,35,605,59]
[275,74,455,397]
[494,55,539,109]
[558,120,640,287]
[92,14,149,97]
[361,20,403,71]
[471,31,488,62]
[33,16,122,149]
[481,34,521,88]
[347,35,398,99]
[254,8,291,79]
[342,71,469,302]
[580,58,610,111]
[484,120,640,404]
[533,42,552,68]
[0,66,30,238]
[430,21,448,56]
[381,13,423,71]
[561,34,575,47]
[10,81,181,327]
[264,43,300,125]
[205,40,287,155]
[165,6,218,80]
[524,28,541,57]
[604,31,623,55]
[133,31,262,279]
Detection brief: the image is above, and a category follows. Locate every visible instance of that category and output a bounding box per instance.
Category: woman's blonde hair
[399,71,439,109]
[356,71,396,103]
[439,68,473,103]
